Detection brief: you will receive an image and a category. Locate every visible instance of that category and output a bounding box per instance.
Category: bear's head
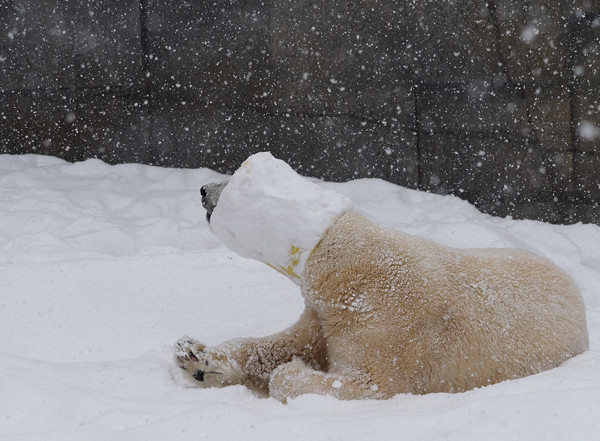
[199,152,352,283]
[200,180,229,223]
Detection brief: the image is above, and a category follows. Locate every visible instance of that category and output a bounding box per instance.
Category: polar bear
[175,152,588,402]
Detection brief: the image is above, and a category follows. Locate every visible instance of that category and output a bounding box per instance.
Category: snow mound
[0,153,599,441]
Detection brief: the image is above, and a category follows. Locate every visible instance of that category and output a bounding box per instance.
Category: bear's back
[303,212,588,395]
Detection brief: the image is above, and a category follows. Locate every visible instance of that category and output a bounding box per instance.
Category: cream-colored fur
[176,212,588,402]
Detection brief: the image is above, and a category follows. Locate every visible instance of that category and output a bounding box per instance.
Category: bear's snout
[200,180,230,224]
[200,185,212,222]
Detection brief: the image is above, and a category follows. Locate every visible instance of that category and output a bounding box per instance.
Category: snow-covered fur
[176,152,589,402]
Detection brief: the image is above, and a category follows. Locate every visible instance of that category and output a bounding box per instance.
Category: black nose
[200,186,207,197]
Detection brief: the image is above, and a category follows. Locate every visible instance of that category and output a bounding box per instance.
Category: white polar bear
[175,152,589,402]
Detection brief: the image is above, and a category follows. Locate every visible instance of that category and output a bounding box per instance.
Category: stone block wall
[1,0,598,224]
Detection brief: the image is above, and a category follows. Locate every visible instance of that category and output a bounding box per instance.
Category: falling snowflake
[578,121,600,141]
[520,25,539,44]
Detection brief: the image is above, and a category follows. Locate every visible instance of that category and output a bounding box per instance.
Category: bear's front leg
[269,359,384,402]
[174,307,326,396]
[175,337,244,389]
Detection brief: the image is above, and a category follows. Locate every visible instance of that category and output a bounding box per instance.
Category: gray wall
[1,0,599,224]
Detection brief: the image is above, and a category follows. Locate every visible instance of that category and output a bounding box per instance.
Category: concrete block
[573,85,600,152]
[525,84,572,150]
[419,84,529,136]
[570,15,600,151]
[0,89,151,163]
[420,133,574,216]
[510,199,580,224]
[270,115,418,186]
[571,1,600,15]
[404,0,503,83]
[145,0,272,108]
[569,14,600,83]
[577,203,600,224]
[494,0,569,82]
[150,99,273,170]
[575,151,600,202]
[270,0,415,122]
[0,0,143,90]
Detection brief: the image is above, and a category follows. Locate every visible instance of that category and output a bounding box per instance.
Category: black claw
[193,370,205,382]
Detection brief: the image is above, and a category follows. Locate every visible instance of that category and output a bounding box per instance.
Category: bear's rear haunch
[175,152,588,402]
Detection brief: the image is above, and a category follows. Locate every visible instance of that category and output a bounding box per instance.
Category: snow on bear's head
[206,152,352,284]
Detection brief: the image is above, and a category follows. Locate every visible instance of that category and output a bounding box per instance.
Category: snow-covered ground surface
[1,154,598,441]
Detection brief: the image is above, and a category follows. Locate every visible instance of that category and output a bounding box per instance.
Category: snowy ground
[1,154,599,441]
